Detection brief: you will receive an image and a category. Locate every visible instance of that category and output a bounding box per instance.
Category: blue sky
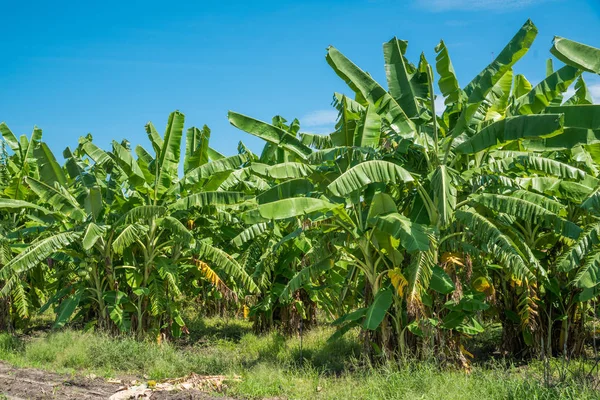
[1,0,599,157]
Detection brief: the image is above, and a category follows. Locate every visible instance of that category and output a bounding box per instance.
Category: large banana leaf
[117,205,167,225]
[195,242,258,292]
[463,20,537,99]
[571,251,600,289]
[0,232,81,295]
[431,165,457,228]
[256,179,314,204]
[34,143,67,187]
[0,199,53,215]
[145,121,164,156]
[453,20,538,137]
[545,105,600,130]
[326,46,416,136]
[354,104,381,148]
[563,77,594,105]
[264,162,315,180]
[112,225,147,254]
[513,74,533,98]
[327,160,413,197]
[300,132,333,149]
[183,153,249,187]
[0,123,20,155]
[22,127,43,164]
[513,65,580,114]
[84,186,103,221]
[517,177,593,203]
[363,288,393,330]
[228,112,312,160]
[53,290,83,329]
[490,154,594,182]
[456,114,564,154]
[280,256,335,300]
[184,125,211,173]
[154,111,185,196]
[551,36,600,74]
[455,208,534,281]
[232,222,270,247]
[254,197,337,220]
[82,141,114,169]
[159,216,193,243]
[308,146,376,165]
[111,141,146,188]
[371,213,431,253]
[82,222,106,251]
[434,40,461,105]
[384,37,421,119]
[471,193,581,239]
[556,223,600,272]
[26,177,86,221]
[170,191,245,210]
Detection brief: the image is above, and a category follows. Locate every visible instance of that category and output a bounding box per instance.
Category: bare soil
[0,361,231,399]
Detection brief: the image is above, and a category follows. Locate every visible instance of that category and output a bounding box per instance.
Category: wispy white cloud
[302,129,334,136]
[416,0,551,12]
[434,95,445,116]
[301,109,338,127]
[589,83,600,103]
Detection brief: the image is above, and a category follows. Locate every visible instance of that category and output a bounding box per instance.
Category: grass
[0,317,598,399]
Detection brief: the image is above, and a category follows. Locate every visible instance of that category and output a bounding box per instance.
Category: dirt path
[0,361,232,399]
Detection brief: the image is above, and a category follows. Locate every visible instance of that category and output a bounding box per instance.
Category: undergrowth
[0,317,597,399]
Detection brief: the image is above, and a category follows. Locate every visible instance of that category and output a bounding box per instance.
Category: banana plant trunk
[0,296,12,333]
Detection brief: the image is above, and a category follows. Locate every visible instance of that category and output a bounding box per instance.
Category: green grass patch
[0,318,597,399]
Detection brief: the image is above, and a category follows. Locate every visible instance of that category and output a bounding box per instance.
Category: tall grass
[0,318,597,399]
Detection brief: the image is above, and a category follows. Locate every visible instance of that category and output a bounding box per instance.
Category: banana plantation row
[1,20,600,364]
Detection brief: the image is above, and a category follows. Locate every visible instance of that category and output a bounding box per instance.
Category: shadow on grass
[180,315,253,345]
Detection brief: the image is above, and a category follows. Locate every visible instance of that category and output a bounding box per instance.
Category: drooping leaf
[471,193,581,239]
[82,223,106,251]
[232,223,270,247]
[372,213,431,253]
[0,232,82,295]
[327,160,413,197]
[455,208,534,281]
[280,256,335,299]
[170,191,245,210]
[572,250,600,289]
[195,242,258,293]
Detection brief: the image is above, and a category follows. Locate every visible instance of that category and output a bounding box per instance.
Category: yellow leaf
[441,252,465,267]
[460,344,474,359]
[388,268,408,297]
[472,276,495,296]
